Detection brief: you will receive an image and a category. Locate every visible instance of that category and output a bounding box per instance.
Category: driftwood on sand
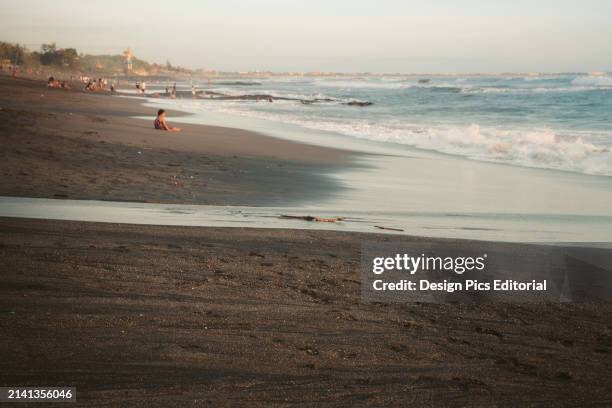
[281,215,346,223]
[374,225,404,232]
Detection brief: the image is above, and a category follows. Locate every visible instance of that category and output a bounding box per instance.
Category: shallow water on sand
[119,76,612,242]
[1,196,611,244]
[142,101,612,211]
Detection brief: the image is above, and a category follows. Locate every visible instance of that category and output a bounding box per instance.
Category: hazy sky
[1,0,611,73]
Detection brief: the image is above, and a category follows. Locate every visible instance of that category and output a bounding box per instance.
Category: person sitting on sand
[154,109,181,132]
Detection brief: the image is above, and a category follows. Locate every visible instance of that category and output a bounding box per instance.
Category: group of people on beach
[46,75,117,92]
[84,77,111,92]
[135,80,147,95]
[45,73,179,133]
[47,76,70,89]
[136,82,205,99]
[163,83,177,99]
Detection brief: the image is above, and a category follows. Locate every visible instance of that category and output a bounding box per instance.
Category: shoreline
[3,195,612,244]
[3,74,612,242]
[133,79,612,218]
[0,75,360,206]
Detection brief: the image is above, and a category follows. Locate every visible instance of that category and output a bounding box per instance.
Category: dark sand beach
[1,218,611,407]
[1,76,611,406]
[0,76,353,205]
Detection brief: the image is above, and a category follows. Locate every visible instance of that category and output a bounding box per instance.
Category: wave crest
[203,102,612,176]
[571,75,612,88]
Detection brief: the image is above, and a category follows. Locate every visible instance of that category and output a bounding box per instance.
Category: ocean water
[115,74,612,242]
[171,74,612,176]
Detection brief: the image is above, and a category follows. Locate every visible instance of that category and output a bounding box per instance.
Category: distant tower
[123,48,133,74]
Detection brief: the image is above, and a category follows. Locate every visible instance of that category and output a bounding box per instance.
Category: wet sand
[0,76,354,205]
[0,217,611,407]
[1,75,611,406]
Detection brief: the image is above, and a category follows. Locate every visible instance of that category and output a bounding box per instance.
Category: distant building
[123,48,133,74]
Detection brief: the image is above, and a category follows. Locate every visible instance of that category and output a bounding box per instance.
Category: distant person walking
[154,109,181,132]
[171,83,177,99]
[136,81,141,95]
[141,81,146,95]
[192,83,196,98]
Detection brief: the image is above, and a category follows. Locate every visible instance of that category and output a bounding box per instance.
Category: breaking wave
[202,103,612,176]
[138,73,612,177]
[310,76,612,94]
[571,75,612,88]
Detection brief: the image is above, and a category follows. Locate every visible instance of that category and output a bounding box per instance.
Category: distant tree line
[37,43,79,68]
[0,41,79,69]
[0,42,28,65]
[0,41,192,75]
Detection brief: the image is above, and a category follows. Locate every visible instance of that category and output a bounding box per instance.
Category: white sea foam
[138,74,612,177]
[312,78,610,94]
[461,85,605,94]
[313,79,411,89]
[200,102,612,176]
[211,83,607,96]
[571,75,612,88]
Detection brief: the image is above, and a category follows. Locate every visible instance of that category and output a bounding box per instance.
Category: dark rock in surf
[344,101,373,107]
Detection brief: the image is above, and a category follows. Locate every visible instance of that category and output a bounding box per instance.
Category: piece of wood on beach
[280,215,346,223]
[374,225,404,232]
